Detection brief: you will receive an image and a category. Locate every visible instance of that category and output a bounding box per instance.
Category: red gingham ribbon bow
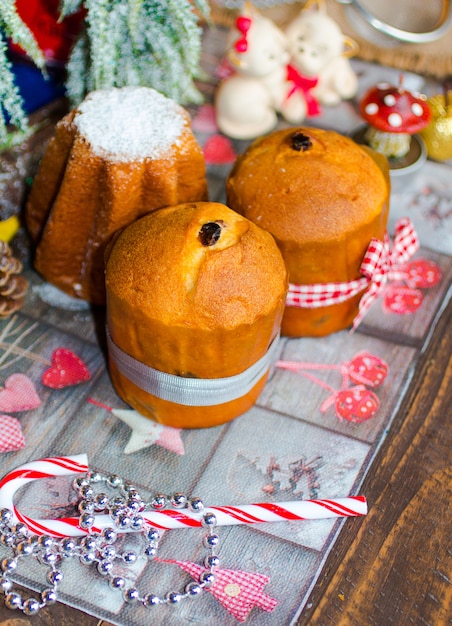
[286,218,419,330]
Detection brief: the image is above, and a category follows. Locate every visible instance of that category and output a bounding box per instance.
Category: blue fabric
[12,60,66,113]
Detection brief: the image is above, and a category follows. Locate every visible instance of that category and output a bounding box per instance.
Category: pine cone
[0,241,28,318]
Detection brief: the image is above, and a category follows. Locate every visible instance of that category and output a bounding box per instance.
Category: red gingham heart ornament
[347,352,388,388]
[383,286,424,315]
[0,414,25,452]
[335,387,380,422]
[42,348,91,389]
[0,373,41,412]
[402,259,442,289]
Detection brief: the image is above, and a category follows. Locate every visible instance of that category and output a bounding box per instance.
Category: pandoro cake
[105,201,288,428]
[226,127,390,336]
[26,86,208,305]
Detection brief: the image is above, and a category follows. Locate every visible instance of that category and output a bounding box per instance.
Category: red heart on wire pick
[0,373,41,412]
[0,414,25,452]
[42,348,91,389]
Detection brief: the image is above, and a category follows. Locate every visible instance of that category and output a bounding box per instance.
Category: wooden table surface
[0,297,449,626]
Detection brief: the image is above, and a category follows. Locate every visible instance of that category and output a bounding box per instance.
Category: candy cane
[0,455,367,536]
[0,454,90,537]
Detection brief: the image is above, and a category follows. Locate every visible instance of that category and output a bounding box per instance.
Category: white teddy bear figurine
[285,6,358,107]
[215,5,294,139]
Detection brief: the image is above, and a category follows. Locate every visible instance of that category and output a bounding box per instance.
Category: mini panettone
[26,86,208,305]
[226,127,390,337]
[104,201,288,429]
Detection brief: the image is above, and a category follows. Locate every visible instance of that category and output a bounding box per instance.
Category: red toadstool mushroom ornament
[360,78,431,159]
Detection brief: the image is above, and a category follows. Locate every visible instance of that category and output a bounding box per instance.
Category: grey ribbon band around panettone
[106,328,281,407]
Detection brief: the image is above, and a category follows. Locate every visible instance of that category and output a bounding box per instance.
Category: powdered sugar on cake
[75,86,186,161]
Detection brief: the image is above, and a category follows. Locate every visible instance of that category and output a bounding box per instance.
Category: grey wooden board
[1,239,450,626]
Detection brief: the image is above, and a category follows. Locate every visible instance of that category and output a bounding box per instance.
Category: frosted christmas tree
[0,2,46,144]
[61,0,210,106]
[0,0,210,144]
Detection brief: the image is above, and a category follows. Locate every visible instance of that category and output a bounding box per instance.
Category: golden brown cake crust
[105,202,288,427]
[106,202,286,328]
[227,127,388,243]
[226,127,390,337]
[105,201,287,375]
[26,87,208,305]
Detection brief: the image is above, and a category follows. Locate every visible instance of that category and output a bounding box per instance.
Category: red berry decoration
[335,387,380,423]
[383,286,423,314]
[402,259,442,289]
[348,351,388,388]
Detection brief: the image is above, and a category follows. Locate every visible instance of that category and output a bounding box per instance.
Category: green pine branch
[0,0,210,147]
[61,0,211,106]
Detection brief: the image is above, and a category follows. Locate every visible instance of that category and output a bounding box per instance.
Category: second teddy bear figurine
[285,5,358,106]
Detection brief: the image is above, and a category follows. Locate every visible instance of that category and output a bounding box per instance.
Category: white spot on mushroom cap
[411,102,424,116]
[376,82,391,89]
[384,94,396,106]
[387,112,403,127]
[365,103,379,115]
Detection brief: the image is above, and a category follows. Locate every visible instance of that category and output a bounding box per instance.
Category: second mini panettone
[26,86,208,305]
[105,202,288,429]
[226,127,391,337]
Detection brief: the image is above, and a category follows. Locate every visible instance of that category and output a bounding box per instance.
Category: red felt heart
[214,56,234,79]
[348,352,388,388]
[0,414,25,452]
[191,104,218,133]
[42,348,91,389]
[0,374,41,412]
[335,387,379,423]
[383,286,424,315]
[203,134,237,165]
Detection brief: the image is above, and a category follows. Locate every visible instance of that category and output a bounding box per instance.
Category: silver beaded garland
[110,575,126,589]
[47,569,63,586]
[0,578,13,592]
[41,588,57,604]
[151,494,167,510]
[13,523,28,537]
[171,493,187,508]
[1,534,14,547]
[0,509,12,524]
[23,597,40,615]
[144,592,160,606]
[185,580,202,596]
[0,469,220,616]
[5,591,22,609]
